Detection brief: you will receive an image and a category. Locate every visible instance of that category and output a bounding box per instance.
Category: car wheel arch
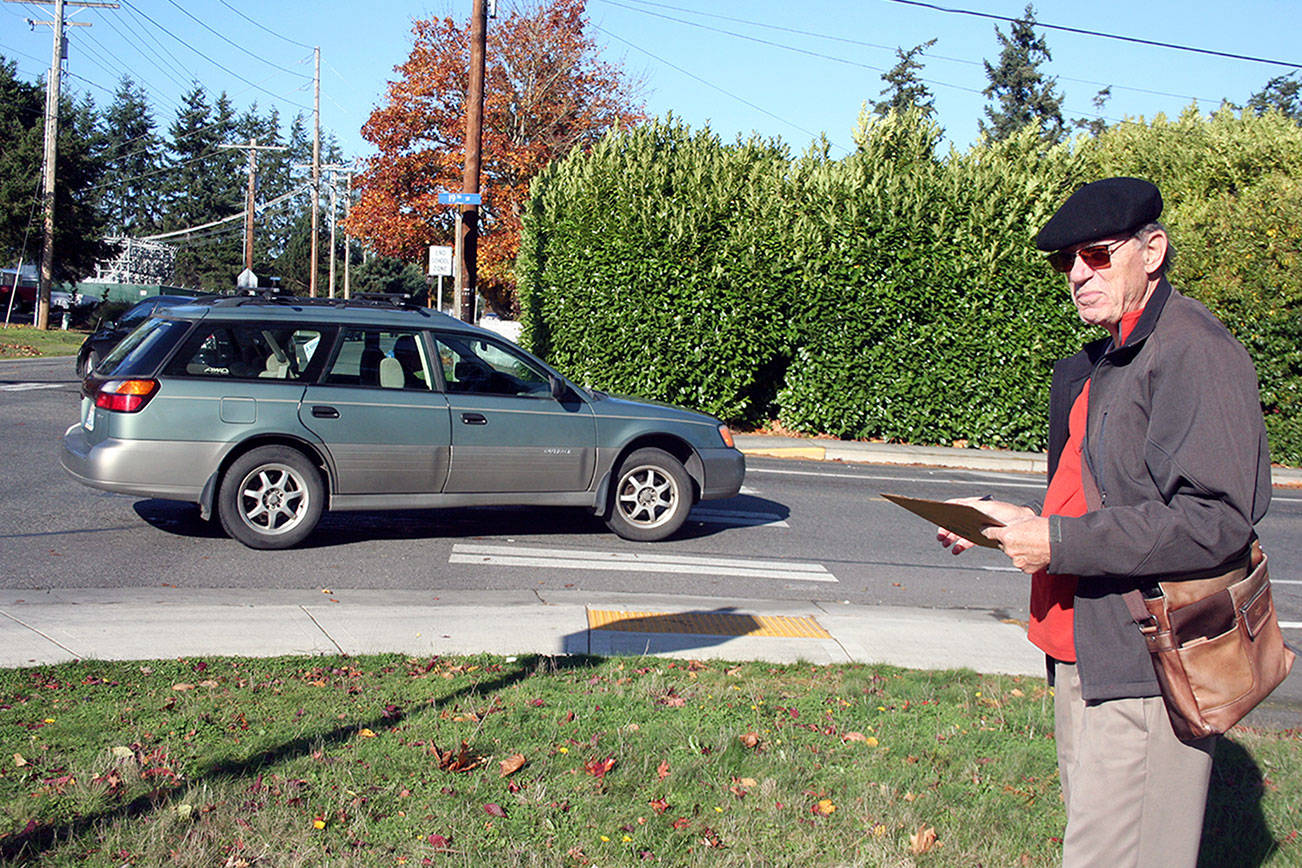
[200,435,331,520]
[596,434,702,513]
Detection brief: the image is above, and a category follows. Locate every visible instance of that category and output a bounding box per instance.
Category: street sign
[438,191,482,206]
[428,245,454,277]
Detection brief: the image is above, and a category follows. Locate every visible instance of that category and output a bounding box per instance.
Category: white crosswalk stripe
[0,383,65,392]
[688,507,788,528]
[449,543,837,582]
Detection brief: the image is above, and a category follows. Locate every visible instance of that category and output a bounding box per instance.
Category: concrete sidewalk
[0,587,1046,677]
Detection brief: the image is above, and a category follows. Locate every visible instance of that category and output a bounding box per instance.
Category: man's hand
[983,518,1051,574]
[937,498,1039,555]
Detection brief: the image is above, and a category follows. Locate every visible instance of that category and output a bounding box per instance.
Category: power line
[216,0,313,51]
[117,0,312,111]
[885,0,1302,70]
[605,0,1223,106]
[159,0,311,80]
[594,23,847,153]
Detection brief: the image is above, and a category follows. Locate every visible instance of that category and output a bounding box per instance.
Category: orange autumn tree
[350,0,643,314]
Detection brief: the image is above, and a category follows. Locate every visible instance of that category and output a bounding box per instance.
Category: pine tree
[979,5,1065,143]
[873,39,937,118]
[1248,72,1301,123]
[99,76,163,235]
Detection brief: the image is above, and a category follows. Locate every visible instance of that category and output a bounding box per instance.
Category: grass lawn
[0,324,85,359]
[0,654,1296,867]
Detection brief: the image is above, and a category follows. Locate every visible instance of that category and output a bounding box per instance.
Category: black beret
[1035,177,1163,252]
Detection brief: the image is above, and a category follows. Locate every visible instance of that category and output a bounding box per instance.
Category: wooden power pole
[459,0,487,323]
[9,0,118,329]
[218,138,288,273]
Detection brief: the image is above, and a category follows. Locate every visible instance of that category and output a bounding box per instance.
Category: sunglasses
[1047,238,1131,273]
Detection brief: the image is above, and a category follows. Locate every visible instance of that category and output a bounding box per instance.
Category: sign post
[438,191,483,321]
[427,245,454,311]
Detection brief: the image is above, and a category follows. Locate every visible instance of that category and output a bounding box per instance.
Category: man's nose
[1068,251,1094,284]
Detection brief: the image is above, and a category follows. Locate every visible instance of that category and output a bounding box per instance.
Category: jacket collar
[1106,278,1171,355]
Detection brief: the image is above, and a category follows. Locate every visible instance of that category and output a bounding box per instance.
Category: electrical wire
[594,23,848,153]
[216,0,314,51]
[884,0,1301,70]
[159,0,311,80]
[603,0,1223,106]
[118,0,313,112]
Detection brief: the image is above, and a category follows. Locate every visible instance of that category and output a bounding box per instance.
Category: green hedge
[517,109,1302,464]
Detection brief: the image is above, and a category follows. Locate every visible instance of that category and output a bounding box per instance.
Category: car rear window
[96,318,192,378]
[162,322,331,381]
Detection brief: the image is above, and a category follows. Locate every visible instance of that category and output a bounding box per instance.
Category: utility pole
[323,164,356,299]
[459,0,487,323]
[218,138,288,273]
[310,46,321,297]
[10,0,118,329]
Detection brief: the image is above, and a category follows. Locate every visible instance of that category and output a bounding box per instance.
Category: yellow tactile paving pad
[587,609,831,639]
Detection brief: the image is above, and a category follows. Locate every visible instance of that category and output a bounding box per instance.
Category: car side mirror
[549,375,568,401]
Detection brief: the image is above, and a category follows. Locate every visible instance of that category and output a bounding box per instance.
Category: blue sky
[1,0,1298,162]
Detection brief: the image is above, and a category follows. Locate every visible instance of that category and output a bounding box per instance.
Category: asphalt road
[4,354,1301,701]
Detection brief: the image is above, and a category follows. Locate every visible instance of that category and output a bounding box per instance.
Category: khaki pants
[1053,660,1214,868]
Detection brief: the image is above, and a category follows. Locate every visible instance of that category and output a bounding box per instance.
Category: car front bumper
[697,446,745,501]
[61,424,218,501]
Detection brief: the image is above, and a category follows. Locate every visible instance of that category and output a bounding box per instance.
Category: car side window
[434,333,551,397]
[323,328,431,390]
[163,323,328,381]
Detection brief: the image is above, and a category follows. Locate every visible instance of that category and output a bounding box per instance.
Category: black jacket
[1045,280,1272,701]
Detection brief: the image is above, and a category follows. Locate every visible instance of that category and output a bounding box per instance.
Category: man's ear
[1141,230,1168,276]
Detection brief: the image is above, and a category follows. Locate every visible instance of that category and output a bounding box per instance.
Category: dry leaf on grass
[499,753,527,777]
[431,741,483,773]
[909,824,938,854]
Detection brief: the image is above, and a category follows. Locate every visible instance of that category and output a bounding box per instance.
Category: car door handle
[312,405,340,419]
[461,412,488,425]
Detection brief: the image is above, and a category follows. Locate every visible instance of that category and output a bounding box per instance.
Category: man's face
[1063,233,1161,331]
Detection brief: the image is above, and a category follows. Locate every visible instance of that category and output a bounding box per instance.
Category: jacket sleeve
[1048,321,1271,580]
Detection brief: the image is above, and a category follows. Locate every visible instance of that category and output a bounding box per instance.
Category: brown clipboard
[881,493,1005,549]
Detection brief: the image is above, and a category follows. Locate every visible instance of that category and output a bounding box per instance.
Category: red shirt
[1027,309,1144,661]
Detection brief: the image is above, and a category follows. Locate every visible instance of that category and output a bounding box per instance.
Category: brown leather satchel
[1122,541,1295,741]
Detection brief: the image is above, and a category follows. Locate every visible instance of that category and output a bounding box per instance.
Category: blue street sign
[438,191,482,206]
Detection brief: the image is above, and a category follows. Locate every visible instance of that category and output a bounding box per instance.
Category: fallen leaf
[813,799,836,815]
[431,741,483,773]
[738,732,761,749]
[649,797,669,814]
[13,753,27,767]
[909,824,938,855]
[499,753,527,777]
[843,731,868,742]
[483,802,507,818]
[171,683,193,691]
[584,756,616,779]
[358,728,377,739]
[671,817,691,830]
[739,777,757,788]
[427,834,451,850]
[656,760,670,780]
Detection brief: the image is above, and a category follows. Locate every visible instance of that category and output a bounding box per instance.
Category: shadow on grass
[1198,737,1278,867]
[0,653,603,861]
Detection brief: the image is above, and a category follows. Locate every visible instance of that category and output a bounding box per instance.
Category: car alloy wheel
[606,447,693,541]
[218,446,323,549]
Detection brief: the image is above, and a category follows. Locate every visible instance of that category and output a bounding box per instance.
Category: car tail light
[717,424,735,449]
[95,379,159,413]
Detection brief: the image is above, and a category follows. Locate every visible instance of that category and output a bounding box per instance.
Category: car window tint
[434,333,551,397]
[97,318,191,378]
[163,324,327,381]
[323,328,431,390]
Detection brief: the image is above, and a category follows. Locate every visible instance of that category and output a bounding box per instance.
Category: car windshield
[97,318,191,378]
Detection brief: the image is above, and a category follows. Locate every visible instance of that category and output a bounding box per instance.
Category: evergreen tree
[0,57,111,287]
[1248,72,1301,123]
[873,39,937,118]
[979,5,1065,143]
[1072,86,1112,137]
[99,76,163,235]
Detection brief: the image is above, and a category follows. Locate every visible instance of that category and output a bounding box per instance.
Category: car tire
[217,446,324,549]
[77,349,99,379]
[605,447,693,542]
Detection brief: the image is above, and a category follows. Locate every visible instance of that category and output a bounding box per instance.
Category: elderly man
[939,177,1272,867]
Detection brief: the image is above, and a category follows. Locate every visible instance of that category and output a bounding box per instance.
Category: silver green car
[61,295,744,549]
